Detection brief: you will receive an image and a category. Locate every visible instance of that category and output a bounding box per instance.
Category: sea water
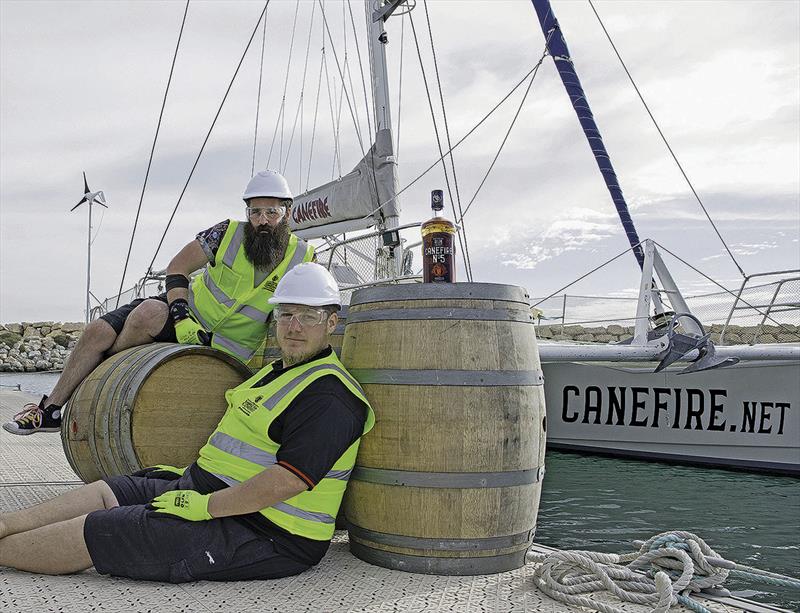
[537,452,800,610]
[2,372,798,609]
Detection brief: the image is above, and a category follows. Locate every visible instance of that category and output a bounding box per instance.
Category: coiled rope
[526,530,800,613]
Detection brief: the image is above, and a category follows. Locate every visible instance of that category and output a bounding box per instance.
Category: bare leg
[0,480,118,539]
[0,515,93,574]
[44,319,118,407]
[108,299,170,355]
[47,299,169,406]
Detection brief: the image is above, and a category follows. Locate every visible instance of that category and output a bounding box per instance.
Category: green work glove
[132,464,186,480]
[151,489,213,522]
[175,317,212,346]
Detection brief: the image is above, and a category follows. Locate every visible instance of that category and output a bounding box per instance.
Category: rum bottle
[421,189,456,283]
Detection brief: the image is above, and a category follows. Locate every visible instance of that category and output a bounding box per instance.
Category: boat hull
[542,359,800,475]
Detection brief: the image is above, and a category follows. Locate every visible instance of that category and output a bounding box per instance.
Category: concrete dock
[0,390,788,613]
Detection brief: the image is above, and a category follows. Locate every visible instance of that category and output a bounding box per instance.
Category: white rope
[526,531,742,613]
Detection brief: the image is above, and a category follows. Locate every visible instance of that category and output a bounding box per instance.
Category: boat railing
[719,269,800,345]
[315,223,423,302]
[90,271,166,320]
[532,278,800,346]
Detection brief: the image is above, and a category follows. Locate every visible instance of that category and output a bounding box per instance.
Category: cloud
[493,208,619,269]
[2,1,799,323]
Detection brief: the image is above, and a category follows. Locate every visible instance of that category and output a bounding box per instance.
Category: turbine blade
[83,171,90,194]
[70,198,87,211]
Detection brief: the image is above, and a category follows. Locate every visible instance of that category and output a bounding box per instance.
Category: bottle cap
[431,189,444,212]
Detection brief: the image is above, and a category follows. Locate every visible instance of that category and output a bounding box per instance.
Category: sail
[290,128,399,240]
[531,0,644,267]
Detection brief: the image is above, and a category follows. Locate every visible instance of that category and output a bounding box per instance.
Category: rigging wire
[318,0,366,156]
[421,0,472,281]
[651,242,794,332]
[408,12,470,280]
[251,4,269,177]
[321,36,342,179]
[267,0,300,170]
[341,2,364,148]
[347,0,382,227]
[114,0,189,308]
[530,243,640,309]
[531,238,792,333]
[281,4,317,183]
[587,0,746,278]
[347,0,373,146]
[395,13,406,162]
[361,2,378,133]
[299,2,318,188]
[396,13,405,163]
[145,2,269,276]
[333,63,347,177]
[306,29,325,191]
[282,2,316,180]
[361,63,540,221]
[459,43,551,222]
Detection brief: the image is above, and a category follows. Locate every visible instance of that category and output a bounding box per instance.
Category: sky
[1,0,798,325]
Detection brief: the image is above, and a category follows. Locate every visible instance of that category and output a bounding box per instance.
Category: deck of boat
[0,390,787,613]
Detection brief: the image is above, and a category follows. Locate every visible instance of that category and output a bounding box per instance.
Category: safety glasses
[274,306,328,328]
[247,205,286,219]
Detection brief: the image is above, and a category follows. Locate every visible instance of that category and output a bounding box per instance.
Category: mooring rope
[527,530,800,613]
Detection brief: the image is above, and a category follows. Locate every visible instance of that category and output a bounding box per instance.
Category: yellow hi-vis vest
[188,219,315,363]
[196,351,375,541]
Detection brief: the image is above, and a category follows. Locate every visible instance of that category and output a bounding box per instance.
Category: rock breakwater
[535,322,800,345]
[1,320,797,373]
[0,322,84,372]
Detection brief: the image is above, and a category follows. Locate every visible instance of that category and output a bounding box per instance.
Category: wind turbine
[71,172,108,323]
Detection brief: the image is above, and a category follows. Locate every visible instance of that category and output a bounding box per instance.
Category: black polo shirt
[192,346,368,565]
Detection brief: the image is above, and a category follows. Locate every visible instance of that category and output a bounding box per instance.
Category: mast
[367,0,403,274]
[530,0,644,268]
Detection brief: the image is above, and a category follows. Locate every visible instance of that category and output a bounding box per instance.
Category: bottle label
[423,233,455,283]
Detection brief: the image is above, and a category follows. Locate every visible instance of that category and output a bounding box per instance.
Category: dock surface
[0,390,786,613]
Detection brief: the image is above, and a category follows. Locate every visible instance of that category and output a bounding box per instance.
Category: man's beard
[243,218,290,270]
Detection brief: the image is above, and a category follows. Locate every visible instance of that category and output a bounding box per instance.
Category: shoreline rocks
[534,322,800,345]
[0,321,84,373]
[1,319,797,373]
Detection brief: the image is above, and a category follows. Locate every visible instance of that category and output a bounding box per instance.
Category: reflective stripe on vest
[261,363,365,411]
[206,431,352,481]
[187,220,314,362]
[196,352,375,540]
[207,470,334,524]
[221,223,245,267]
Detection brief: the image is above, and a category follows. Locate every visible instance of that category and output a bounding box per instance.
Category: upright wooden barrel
[61,343,252,483]
[248,306,348,371]
[341,283,547,575]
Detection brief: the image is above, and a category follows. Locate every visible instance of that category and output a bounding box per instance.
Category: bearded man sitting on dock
[3,170,315,436]
[0,264,374,582]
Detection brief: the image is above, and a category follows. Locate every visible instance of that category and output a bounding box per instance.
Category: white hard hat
[243,170,293,202]
[268,262,341,307]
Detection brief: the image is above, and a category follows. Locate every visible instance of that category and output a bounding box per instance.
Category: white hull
[541,358,800,475]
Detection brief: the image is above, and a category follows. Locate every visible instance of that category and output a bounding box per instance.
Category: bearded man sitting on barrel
[4,169,315,436]
[0,264,375,582]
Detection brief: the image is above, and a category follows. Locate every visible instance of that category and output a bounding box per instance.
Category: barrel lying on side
[62,343,252,483]
[341,283,547,575]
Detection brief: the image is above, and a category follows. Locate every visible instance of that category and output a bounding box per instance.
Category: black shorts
[99,294,176,342]
[84,468,310,583]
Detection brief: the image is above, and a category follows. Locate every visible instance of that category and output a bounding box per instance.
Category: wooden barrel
[341,283,547,575]
[61,343,252,483]
[248,305,348,371]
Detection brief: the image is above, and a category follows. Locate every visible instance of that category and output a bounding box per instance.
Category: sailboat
[100,0,799,475]
[274,0,800,475]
